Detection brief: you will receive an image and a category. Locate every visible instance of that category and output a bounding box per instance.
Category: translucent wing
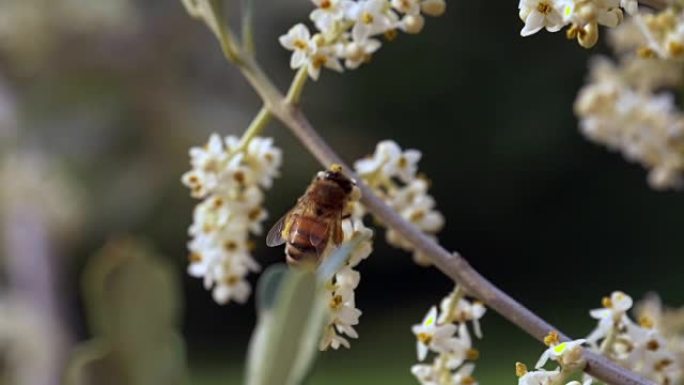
[266,214,288,247]
[310,219,331,256]
[331,218,344,246]
[311,214,344,256]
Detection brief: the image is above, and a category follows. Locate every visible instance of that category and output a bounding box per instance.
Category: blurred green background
[0,0,682,384]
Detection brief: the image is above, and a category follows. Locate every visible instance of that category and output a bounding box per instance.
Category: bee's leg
[342,201,354,219]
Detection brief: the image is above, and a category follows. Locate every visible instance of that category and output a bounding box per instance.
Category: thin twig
[227,57,655,385]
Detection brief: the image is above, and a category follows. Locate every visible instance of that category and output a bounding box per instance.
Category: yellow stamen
[384,29,398,41]
[417,332,432,345]
[637,46,656,58]
[639,315,655,329]
[544,330,560,347]
[466,348,480,361]
[293,39,308,50]
[602,296,613,308]
[515,362,528,377]
[536,1,552,15]
[361,11,374,24]
[330,294,343,310]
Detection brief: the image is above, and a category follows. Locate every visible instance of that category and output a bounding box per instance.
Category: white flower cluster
[0,0,139,69]
[635,294,684,375]
[575,56,684,190]
[410,288,486,385]
[181,134,282,304]
[0,151,84,237]
[320,199,374,350]
[354,140,444,266]
[279,0,446,80]
[518,0,638,48]
[515,331,588,385]
[625,7,684,60]
[515,291,684,385]
[585,291,682,385]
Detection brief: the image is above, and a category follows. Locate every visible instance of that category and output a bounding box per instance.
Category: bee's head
[317,164,354,194]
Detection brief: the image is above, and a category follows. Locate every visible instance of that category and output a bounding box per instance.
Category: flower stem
[241,0,255,56]
[237,67,312,150]
[600,323,619,356]
[442,285,465,324]
[285,66,309,105]
[238,106,272,150]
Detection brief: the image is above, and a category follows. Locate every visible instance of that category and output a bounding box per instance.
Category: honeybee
[266,164,358,265]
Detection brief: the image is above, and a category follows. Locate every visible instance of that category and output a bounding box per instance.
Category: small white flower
[347,0,396,41]
[279,23,316,70]
[412,306,459,360]
[310,0,351,34]
[181,133,229,198]
[411,363,440,385]
[452,363,477,385]
[399,14,425,34]
[391,0,420,15]
[341,215,374,267]
[354,140,401,176]
[343,38,382,69]
[518,0,565,37]
[307,46,344,80]
[421,0,446,17]
[517,368,561,385]
[212,266,252,304]
[438,296,487,338]
[320,324,351,349]
[535,338,586,369]
[354,140,421,183]
[242,137,283,188]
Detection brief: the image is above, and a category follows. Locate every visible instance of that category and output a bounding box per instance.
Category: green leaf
[317,233,368,283]
[245,234,372,385]
[245,267,325,385]
[255,264,288,312]
[66,237,187,385]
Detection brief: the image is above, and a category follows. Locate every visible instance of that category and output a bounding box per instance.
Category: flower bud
[578,22,598,48]
[402,14,425,34]
[421,0,446,17]
[345,42,364,62]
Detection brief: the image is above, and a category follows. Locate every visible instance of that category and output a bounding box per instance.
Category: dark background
[0,0,682,384]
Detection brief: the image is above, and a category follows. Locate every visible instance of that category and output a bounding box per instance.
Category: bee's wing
[331,218,344,246]
[266,214,288,247]
[311,214,344,256]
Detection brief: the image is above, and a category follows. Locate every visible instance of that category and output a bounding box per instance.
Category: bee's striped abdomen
[285,215,329,264]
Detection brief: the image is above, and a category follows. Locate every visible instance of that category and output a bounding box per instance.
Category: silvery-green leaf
[255,264,288,312]
[317,234,367,283]
[245,268,320,385]
[246,235,371,385]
